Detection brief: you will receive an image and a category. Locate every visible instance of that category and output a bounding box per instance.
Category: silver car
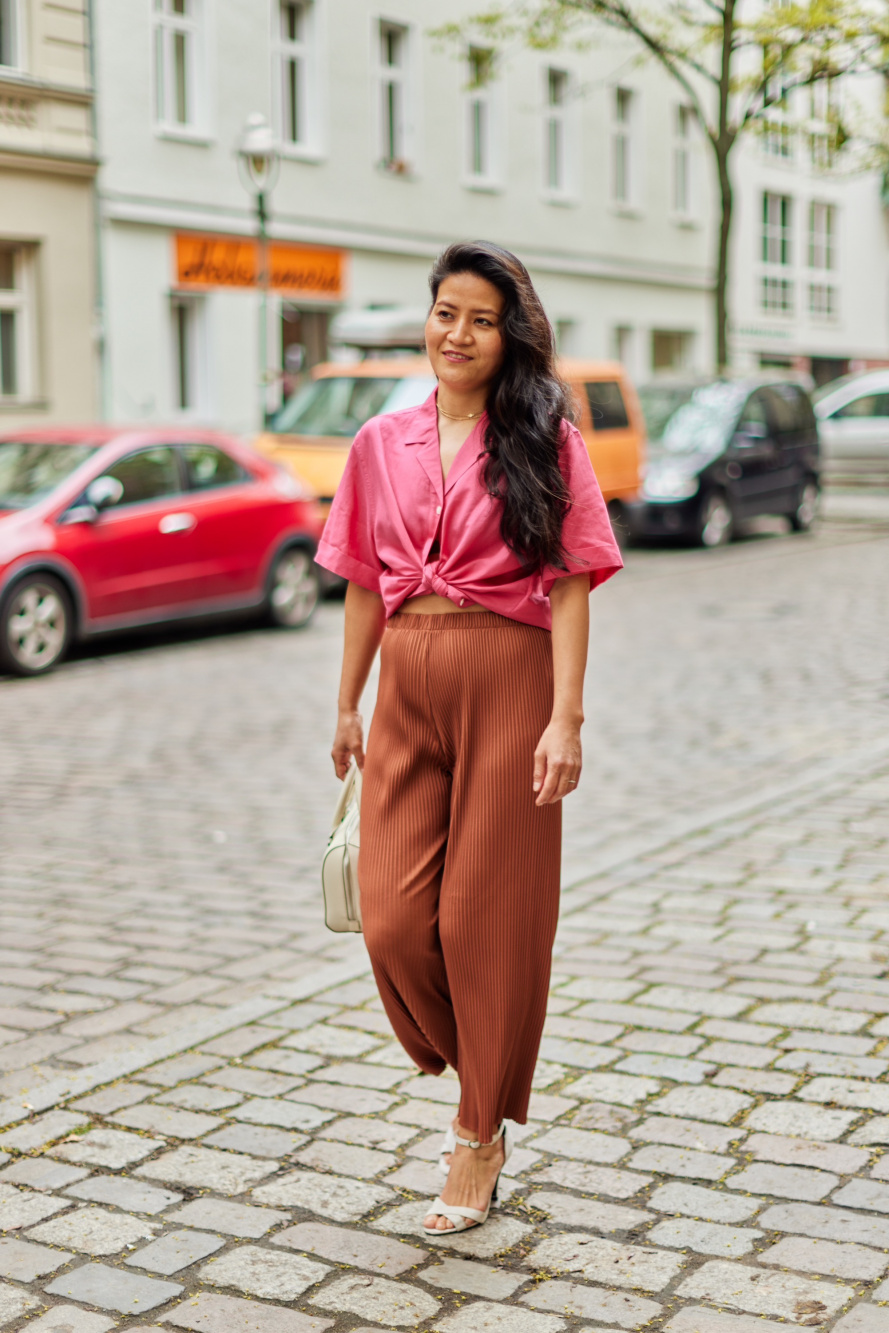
[814,370,889,489]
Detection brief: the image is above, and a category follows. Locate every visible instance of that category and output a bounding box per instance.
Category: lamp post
[237,112,280,428]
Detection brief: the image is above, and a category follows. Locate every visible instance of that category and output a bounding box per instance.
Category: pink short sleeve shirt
[315,391,623,630]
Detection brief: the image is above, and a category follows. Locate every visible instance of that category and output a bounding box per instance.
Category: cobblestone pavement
[1,520,889,1331]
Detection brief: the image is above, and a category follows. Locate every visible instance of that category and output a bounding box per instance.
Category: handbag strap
[330,761,362,835]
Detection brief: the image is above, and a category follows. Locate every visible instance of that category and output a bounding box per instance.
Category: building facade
[0,0,97,427]
[730,73,889,385]
[92,0,718,435]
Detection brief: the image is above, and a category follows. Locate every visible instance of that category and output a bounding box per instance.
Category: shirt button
[435,506,442,515]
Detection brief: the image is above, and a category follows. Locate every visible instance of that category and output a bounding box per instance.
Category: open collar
[403,388,488,497]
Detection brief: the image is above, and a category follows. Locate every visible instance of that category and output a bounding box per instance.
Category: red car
[0,428,325,676]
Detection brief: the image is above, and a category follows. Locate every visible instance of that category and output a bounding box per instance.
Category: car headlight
[642,468,701,501]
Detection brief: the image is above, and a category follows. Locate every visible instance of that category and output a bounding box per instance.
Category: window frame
[0,0,24,70]
[807,201,837,322]
[152,0,210,142]
[807,78,839,170]
[0,244,38,407]
[761,45,795,163]
[274,0,323,161]
[170,294,209,418]
[808,201,836,271]
[651,329,693,374]
[542,65,576,203]
[760,191,794,317]
[585,379,630,432]
[181,442,249,492]
[463,46,502,192]
[97,446,185,510]
[376,17,414,175]
[671,103,696,223]
[610,85,638,211]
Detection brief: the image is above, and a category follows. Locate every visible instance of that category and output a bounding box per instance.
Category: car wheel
[267,547,320,628]
[697,491,734,548]
[0,573,72,676]
[790,479,819,532]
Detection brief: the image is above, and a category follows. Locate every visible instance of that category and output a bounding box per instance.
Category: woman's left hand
[533,719,582,805]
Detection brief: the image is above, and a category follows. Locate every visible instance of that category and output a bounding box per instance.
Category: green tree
[437,1,885,369]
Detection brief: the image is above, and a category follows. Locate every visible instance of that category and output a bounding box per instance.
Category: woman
[317,241,622,1235]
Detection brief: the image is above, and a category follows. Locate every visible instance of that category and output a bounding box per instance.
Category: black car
[624,378,821,546]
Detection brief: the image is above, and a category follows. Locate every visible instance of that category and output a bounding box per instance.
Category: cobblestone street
[1,519,889,1333]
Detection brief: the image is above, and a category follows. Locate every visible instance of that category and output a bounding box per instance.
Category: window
[0,442,98,509]
[765,384,814,435]
[0,0,19,67]
[652,330,692,372]
[762,45,794,160]
[672,105,693,215]
[545,68,568,193]
[613,326,632,362]
[182,444,246,490]
[761,192,794,314]
[554,319,575,355]
[279,1,315,149]
[612,87,633,204]
[103,449,182,506]
[586,381,629,431]
[808,202,835,270]
[762,193,792,265]
[153,0,204,132]
[171,297,205,414]
[808,79,838,169]
[272,375,401,436]
[0,246,33,402]
[831,393,889,420]
[379,21,408,170]
[466,47,495,182]
[807,201,836,320]
[762,276,793,313]
[738,391,769,433]
[807,283,837,319]
[0,254,17,398]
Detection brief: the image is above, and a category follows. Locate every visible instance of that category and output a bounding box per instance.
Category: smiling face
[425,272,506,400]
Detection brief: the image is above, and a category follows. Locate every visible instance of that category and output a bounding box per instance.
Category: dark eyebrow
[435,299,500,316]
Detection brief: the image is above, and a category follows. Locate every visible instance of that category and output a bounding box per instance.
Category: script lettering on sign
[175,234,346,302]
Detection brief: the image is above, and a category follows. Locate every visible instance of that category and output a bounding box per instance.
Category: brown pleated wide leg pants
[359,611,561,1142]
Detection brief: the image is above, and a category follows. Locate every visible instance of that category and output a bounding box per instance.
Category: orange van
[255,356,645,521]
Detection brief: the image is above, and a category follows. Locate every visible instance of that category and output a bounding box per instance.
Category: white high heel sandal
[424,1121,512,1236]
[438,1123,457,1175]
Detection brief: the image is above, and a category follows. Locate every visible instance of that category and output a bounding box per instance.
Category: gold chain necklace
[437,404,485,421]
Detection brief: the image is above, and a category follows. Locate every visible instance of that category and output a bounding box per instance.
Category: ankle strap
[454,1121,505,1151]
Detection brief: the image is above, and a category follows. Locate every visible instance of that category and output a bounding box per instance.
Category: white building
[91,0,718,434]
[730,71,889,385]
[0,0,97,428]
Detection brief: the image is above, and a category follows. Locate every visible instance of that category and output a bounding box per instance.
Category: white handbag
[322,762,363,933]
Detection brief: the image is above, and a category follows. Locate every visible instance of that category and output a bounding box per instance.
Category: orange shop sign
[174,233,347,301]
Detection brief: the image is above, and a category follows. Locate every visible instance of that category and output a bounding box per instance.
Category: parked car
[254,356,646,521]
[814,369,889,489]
[0,429,325,677]
[626,378,820,546]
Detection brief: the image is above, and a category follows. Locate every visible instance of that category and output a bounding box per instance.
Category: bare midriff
[400,594,486,614]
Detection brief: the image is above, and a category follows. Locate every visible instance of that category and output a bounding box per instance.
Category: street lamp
[237,112,281,428]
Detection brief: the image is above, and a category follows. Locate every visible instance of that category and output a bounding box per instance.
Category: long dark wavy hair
[428,241,574,572]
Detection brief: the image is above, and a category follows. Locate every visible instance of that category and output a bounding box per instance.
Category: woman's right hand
[332,708,365,779]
